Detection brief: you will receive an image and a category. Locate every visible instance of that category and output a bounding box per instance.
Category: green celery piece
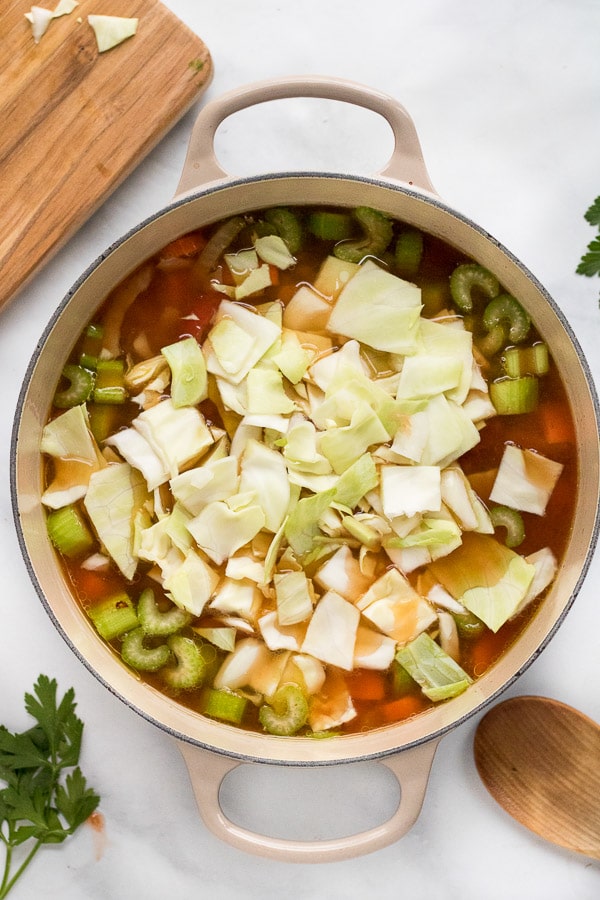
[53,364,94,409]
[503,343,549,378]
[259,684,309,736]
[395,633,472,701]
[92,359,127,405]
[162,636,208,691]
[202,688,247,724]
[121,628,171,672]
[46,504,95,558]
[87,591,138,641]
[490,376,539,415]
[137,588,191,636]
[162,337,208,407]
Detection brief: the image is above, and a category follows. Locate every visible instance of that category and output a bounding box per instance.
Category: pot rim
[10,169,600,765]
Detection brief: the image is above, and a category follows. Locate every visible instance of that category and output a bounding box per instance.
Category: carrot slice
[381,693,429,722]
[347,670,386,701]
[160,232,207,260]
[74,567,120,604]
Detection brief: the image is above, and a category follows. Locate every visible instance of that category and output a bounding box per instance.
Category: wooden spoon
[473,695,600,860]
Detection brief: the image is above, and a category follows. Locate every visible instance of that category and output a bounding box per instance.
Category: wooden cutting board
[0,1,213,312]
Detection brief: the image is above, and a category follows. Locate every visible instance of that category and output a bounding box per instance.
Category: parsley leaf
[0,676,100,898]
[584,195,600,227]
[576,196,600,307]
[576,234,600,277]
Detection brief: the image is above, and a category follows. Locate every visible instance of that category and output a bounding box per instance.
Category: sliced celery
[264,207,303,254]
[53,365,94,409]
[162,636,207,690]
[46,504,95,558]
[87,402,120,443]
[395,633,472,701]
[79,323,104,370]
[504,343,549,377]
[390,659,418,697]
[137,588,192,636]
[121,628,171,671]
[489,505,525,548]
[490,375,539,415]
[449,263,499,313]
[483,294,530,344]
[394,229,424,277]
[87,591,138,641]
[259,684,309,736]
[202,688,248,724]
[333,207,393,263]
[307,210,353,241]
[92,359,127,404]
[451,610,486,640]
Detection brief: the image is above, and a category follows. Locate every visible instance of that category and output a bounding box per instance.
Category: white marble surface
[2,1,600,896]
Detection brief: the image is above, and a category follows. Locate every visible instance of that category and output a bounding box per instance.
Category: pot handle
[176,737,440,863]
[175,75,436,197]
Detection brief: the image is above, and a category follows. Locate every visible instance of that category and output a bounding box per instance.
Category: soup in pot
[40,205,576,736]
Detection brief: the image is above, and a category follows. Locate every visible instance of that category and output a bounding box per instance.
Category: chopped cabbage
[327,261,422,354]
[301,590,360,670]
[88,15,138,53]
[84,463,148,579]
[490,445,564,515]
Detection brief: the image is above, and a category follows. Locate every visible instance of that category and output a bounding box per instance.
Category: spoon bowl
[474,695,600,860]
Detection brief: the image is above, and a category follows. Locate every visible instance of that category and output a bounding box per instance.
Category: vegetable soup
[41,205,576,737]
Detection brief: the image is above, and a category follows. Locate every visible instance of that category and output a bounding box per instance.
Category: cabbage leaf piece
[395,632,472,701]
[88,15,138,53]
[489,444,564,515]
[205,300,281,384]
[40,405,105,508]
[284,488,336,557]
[164,550,220,616]
[356,567,437,643]
[301,590,360,671]
[327,261,422,354]
[84,462,148,579]
[161,337,207,407]
[429,532,535,632]
[187,492,266,565]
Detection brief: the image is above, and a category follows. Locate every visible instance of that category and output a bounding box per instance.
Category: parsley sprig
[576,196,600,306]
[0,675,100,898]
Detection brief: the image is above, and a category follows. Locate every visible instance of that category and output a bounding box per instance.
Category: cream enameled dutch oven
[11,77,600,862]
